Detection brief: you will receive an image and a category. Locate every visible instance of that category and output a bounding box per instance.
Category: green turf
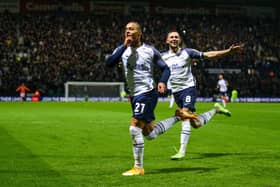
[0,102,279,186]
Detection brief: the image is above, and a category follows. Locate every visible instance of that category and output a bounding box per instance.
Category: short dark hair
[127,21,142,32]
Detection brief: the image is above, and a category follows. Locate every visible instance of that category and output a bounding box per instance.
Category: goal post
[64,81,125,101]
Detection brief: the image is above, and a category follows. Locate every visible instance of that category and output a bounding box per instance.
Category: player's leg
[214,102,231,116]
[122,118,145,176]
[174,87,218,128]
[171,88,195,159]
[178,120,191,154]
[177,106,217,128]
[143,90,179,139]
[220,92,227,107]
[171,119,191,160]
[20,93,25,102]
[221,96,226,107]
[123,91,153,176]
[178,103,231,128]
[122,89,163,176]
[144,116,180,139]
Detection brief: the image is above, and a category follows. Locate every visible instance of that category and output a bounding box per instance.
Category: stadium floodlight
[64,81,125,101]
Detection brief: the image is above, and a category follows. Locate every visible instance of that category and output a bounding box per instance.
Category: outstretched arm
[203,44,244,59]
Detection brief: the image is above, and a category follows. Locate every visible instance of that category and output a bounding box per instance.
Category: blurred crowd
[0,10,279,97]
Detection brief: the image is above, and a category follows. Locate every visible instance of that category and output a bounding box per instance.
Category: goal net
[64,81,125,101]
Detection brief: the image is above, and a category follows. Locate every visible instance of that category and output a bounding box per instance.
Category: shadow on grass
[182,152,280,161]
[195,152,240,158]
[0,169,60,176]
[0,154,131,160]
[149,167,218,174]
[188,152,270,159]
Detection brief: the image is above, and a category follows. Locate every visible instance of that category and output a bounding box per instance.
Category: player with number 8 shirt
[162,31,243,160]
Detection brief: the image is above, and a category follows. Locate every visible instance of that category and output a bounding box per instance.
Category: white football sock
[178,120,191,154]
[145,116,179,140]
[198,109,216,126]
[129,126,144,169]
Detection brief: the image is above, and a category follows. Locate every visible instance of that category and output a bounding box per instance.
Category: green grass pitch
[0,102,279,186]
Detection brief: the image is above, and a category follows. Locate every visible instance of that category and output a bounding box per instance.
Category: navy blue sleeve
[153,48,170,84]
[185,48,204,59]
[106,45,127,67]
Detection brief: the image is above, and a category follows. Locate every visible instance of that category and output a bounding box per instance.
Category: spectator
[0,11,279,97]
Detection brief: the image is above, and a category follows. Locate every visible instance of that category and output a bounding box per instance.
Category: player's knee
[143,123,156,140]
[143,122,155,140]
[130,126,140,135]
[129,126,144,146]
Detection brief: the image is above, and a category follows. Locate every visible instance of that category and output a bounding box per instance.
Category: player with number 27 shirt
[106,22,188,176]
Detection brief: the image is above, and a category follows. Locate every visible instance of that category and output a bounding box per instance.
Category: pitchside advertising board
[1,97,280,103]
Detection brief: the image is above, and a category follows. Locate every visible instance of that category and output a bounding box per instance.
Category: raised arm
[203,44,244,59]
[106,45,127,67]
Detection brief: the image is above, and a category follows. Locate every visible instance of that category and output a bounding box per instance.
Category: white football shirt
[217,79,228,92]
[119,44,162,96]
[161,48,203,93]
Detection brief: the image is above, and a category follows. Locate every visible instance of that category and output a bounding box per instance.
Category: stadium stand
[0,0,279,97]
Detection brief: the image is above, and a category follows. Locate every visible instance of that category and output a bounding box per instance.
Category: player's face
[166,32,181,50]
[125,22,142,44]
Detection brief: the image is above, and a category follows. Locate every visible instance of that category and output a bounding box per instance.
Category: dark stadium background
[0,0,279,99]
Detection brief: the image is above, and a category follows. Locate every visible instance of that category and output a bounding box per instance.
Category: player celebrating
[161,31,243,160]
[16,83,31,101]
[106,22,187,176]
[217,74,229,107]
